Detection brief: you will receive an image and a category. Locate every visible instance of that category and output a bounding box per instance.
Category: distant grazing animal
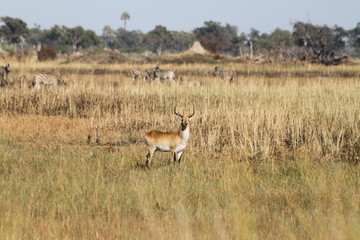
[0,63,11,87]
[144,107,195,167]
[213,66,237,83]
[154,65,175,84]
[145,64,160,81]
[32,73,66,90]
[129,69,150,83]
[179,77,200,87]
[7,75,29,88]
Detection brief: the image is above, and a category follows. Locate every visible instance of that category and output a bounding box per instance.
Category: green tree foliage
[102,25,116,50]
[246,28,262,54]
[231,32,248,57]
[170,31,196,52]
[223,24,240,55]
[248,28,261,43]
[332,25,347,50]
[120,12,130,30]
[40,25,69,52]
[1,15,360,59]
[27,24,43,46]
[79,30,100,49]
[348,22,360,57]
[194,21,238,54]
[66,26,85,52]
[101,26,145,52]
[292,21,348,58]
[292,22,317,47]
[102,25,115,38]
[43,25,66,44]
[0,16,29,44]
[115,29,144,49]
[259,28,293,49]
[143,25,173,56]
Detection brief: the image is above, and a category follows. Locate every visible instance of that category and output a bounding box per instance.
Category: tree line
[1,16,360,61]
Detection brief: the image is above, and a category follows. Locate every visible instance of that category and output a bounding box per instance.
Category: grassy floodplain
[0,59,360,239]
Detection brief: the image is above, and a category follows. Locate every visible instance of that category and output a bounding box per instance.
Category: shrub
[37,45,57,61]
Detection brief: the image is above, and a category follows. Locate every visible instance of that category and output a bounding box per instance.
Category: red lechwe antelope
[144,107,195,167]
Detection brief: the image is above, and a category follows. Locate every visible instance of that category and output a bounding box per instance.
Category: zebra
[145,64,161,81]
[213,66,237,83]
[32,73,66,90]
[129,69,150,83]
[0,63,10,87]
[154,66,175,84]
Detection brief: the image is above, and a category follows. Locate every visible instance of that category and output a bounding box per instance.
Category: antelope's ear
[176,115,182,121]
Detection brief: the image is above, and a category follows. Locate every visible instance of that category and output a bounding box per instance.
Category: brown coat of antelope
[144,107,195,167]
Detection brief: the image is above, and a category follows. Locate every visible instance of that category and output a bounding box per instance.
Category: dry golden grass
[0,59,359,239]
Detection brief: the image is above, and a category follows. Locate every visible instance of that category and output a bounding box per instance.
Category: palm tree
[120,12,130,30]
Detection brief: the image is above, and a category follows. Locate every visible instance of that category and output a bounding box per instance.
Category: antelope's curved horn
[174,107,183,118]
[188,107,195,118]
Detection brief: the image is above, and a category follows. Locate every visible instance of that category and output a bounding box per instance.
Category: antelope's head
[174,107,195,131]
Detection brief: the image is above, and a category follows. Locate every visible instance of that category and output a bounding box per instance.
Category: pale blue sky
[2,0,359,34]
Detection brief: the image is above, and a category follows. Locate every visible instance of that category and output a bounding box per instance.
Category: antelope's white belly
[155,143,186,153]
[156,145,171,152]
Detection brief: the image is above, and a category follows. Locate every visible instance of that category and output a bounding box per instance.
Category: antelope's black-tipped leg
[177,151,183,164]
[145,153,151,168]
[173,152,177,164]
[145,147,156,168]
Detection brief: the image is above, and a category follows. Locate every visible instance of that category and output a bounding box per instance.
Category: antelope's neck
[180,126,190,142]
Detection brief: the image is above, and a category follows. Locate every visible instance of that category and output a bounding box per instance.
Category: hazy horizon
[1,0,359,35]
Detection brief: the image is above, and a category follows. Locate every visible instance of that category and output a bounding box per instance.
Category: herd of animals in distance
[0,63,237,89]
